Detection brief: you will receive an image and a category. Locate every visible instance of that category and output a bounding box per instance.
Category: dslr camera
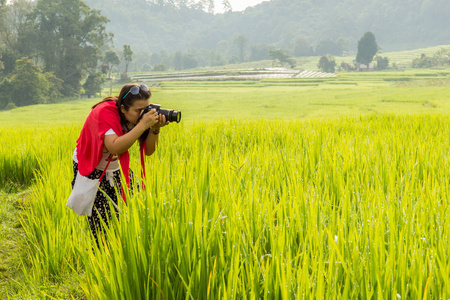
[141,104,181,123]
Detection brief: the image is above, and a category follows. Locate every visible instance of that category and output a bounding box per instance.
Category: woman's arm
[104,110,159,155]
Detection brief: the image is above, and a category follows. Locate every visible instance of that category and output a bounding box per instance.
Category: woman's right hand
[139,109,160,130]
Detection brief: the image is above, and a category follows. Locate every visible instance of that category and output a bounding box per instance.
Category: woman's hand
[138,109,160,130]
[152,113,170,130]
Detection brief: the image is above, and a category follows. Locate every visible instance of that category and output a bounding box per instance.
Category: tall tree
[233,34,248,63]
[0,0,34,76]
[122,44,133,74]
[28,0,110,96]
[356,31,378,70]
[104,49,120,79]
[222,0,232,13]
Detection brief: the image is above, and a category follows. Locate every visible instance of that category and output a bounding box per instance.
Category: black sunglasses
[121,84,149,100]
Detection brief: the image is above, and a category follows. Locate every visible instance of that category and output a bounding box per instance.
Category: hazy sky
[214,0,269,12]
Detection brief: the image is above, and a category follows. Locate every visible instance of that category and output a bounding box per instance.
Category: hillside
[84,0,450,54]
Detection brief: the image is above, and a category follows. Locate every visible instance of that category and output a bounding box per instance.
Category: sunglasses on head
[121,84,149,100]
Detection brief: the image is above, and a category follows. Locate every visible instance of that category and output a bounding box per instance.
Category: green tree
[0,0,34,76]
[269,49,296,68]
[293,37,313,57]
[315,39,343,56]
[104,49,120,79]
[173,51,183,70]
[123,44,133,74]
[1,57,62,107]
[374,55,389,70]
[356,31,379,70]
[233,34,248,63]
[182,53,198,69]
[28,0,110,96]
[250,43,273,61]
[412,53,434,68]
[83,72,105,98]
[317,55,336,73]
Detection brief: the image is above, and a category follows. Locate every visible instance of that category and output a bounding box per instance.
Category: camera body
[141,104,181,123]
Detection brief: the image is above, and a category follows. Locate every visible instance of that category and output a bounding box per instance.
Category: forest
[83,0,450,53]
[1,0,449,108]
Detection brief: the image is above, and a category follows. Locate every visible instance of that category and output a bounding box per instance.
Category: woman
[71,84,168,247]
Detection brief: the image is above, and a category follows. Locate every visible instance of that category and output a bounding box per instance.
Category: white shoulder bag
[67,157,112,217]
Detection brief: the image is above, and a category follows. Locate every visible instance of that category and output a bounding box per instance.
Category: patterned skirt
[71,161,124,248]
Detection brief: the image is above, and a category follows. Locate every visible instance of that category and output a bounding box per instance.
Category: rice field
[1,70,450,298]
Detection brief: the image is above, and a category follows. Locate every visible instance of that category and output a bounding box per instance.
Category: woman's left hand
[152,114,169,129]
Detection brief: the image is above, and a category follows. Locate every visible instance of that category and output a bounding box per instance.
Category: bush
[152,64,166,72]
[4,102,17,110]
[118,72,131,83]
[318,56,336,73]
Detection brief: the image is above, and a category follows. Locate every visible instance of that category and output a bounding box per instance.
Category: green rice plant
[2,100,450,298]
[15,115,440,299]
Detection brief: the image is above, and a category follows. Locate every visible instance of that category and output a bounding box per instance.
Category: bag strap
[98,155,113,183]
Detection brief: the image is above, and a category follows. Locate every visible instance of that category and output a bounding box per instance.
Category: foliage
[3,111,450,298]
[83,0,450,56]
[412,48,450,68]
[233,34,248,63]
[27,0,110,96]
[292,36,314,57]
[0,57,62,107]
[118,72,131,83]
[317,55,336,73]
[269,49,296,68]
[356,31,379,67]
[104,49,120,79]
[83,72,105,97]
[315,39,345,56]
[122,44,133,74]
[375,55,389,70]
[153,64,166,72]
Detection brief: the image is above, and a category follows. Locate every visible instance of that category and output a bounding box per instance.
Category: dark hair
[92,84,152,126]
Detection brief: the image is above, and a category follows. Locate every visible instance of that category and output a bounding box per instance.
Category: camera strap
[140,142,147,191]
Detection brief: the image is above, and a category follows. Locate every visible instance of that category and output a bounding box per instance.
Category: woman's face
[121,99,150,125]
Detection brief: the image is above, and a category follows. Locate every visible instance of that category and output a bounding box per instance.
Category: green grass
[2,69,449,127]
[1,68,450,298]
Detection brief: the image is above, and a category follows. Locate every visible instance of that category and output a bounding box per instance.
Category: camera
[141,104,181,123]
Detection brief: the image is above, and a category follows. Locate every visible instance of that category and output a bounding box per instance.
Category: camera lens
[160,109,181,123]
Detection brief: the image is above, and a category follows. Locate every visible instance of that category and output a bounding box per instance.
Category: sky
[214,0,269,13]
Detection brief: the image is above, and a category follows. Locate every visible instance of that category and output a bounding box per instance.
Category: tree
[293,37,313,57]
[0,0,34,77]
[222,0,232,13]
[315,39,343,56]
[1,57,62,107]
[182,53,198,69]
[122,44,133,74]
[250,44,273,61]
[104,49,120,79]
[83,72,105,97]
[28,0,110,96]
[356,31,379,70]
[233,34,248,63]
[317,56,336,73]
[374,55,389,70]
[411,53,434,68]
[269,49,296,68]
[173,51,183,70]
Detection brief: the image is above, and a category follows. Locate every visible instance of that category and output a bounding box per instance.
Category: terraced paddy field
[1,69,450,299]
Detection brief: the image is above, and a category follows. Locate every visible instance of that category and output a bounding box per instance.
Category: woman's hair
[92,84,152,125]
